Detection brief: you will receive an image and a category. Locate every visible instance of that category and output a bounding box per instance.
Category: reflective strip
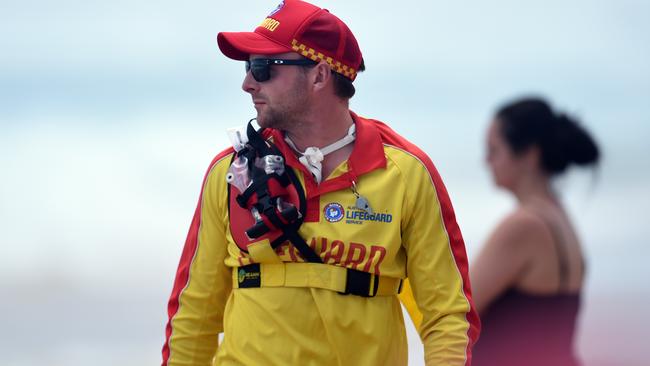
[232,262,402,296]
[291,39,357,80]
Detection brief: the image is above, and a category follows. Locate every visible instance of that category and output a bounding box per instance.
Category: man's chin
[256,113,280,130]
[256,110,288,131]
[256,115,270,129]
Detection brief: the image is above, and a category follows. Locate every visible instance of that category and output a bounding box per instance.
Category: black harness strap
[231,122,399,297]
[236,173,290,208]
[237,122,322,264]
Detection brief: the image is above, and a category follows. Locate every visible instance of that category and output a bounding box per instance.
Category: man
[162,1,479,365]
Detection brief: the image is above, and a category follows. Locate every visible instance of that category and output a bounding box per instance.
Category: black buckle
[340,269,378,297]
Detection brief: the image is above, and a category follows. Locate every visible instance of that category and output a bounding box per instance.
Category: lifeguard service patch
[324,202,344,223]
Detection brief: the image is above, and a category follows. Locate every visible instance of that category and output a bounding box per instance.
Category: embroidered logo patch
[268,0,285,16]
[324,203,344,223]
[238,264,261,288]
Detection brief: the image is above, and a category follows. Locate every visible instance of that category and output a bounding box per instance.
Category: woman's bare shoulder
[488,208,551,251]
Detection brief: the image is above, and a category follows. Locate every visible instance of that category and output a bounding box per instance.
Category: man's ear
[311,60,332,92]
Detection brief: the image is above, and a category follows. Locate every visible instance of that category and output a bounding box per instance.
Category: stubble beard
[257,105,295,131]
[256,77,309,132]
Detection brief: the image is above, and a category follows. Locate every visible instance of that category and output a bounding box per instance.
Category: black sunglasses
[245,58,318,82]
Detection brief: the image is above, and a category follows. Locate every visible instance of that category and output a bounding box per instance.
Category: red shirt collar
[265,111,387,198]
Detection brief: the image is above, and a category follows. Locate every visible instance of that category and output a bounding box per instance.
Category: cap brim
[217,32,293,60]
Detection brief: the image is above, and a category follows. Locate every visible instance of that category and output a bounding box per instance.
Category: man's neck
[283,104,356,182]
[284,106,354,152]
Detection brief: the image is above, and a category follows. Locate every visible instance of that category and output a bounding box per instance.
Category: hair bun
[496,97,601,176]
[554,113,600,167]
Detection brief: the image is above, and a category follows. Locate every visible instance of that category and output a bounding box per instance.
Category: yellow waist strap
[233,262,402,297]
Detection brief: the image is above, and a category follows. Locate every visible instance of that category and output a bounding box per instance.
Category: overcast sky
[1,1,649,365]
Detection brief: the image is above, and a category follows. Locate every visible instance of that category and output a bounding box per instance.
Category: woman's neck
[513,174,556,205]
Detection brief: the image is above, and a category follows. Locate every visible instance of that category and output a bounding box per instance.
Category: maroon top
[474,212,583,366]
[473,289,581,366]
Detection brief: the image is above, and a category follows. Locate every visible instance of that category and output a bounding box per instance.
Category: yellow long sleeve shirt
[162,112,480,365]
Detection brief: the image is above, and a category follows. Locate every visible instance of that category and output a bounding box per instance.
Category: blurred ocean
[1,1,649,365]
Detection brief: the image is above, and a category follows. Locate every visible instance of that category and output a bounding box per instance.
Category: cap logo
[259,18,281,32]
[268,1,285,17]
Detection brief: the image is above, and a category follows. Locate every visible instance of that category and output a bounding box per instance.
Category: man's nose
[242,70,259,94]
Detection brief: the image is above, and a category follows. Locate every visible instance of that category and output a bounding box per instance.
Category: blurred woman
[471,98,599,366]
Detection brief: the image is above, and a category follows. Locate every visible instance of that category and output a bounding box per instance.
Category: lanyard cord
[284,124,356,183]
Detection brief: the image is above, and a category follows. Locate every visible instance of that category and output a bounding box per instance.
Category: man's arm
[162,152,234,366]
[401,157,480,366]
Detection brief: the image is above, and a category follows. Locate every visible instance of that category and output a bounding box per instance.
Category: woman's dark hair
[496,97,600,175]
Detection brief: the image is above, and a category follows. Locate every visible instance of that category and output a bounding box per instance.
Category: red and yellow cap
[217,0,362,81]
